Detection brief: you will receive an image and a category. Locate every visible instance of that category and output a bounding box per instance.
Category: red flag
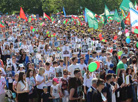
[43,12,51,22]
[125,12,130,25]
[20,7,27,20]
[0,24,4,28]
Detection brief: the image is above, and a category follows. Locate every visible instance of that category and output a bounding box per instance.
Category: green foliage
[0,0,137,15]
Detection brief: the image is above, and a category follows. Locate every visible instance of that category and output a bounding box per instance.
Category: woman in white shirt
[3,44,11,63]
[17,72,29,102]
[35,67,45,102]
[83,70,96,101]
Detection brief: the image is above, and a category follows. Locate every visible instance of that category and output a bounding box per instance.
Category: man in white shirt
[68,57,80,77]
[56,59,66,77]
[44,62,54,87]
[99,50,107,65]
[79,57,87,77]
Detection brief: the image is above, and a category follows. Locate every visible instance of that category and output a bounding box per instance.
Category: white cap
[19,64,24,68]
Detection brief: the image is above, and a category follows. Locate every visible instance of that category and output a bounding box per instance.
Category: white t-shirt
[79,63,87,77]
[35,74,45,89]
[51,84,60,98]
[68,64,80,77]
[44,69,54,86]
[17,70,25,74]
[18,81,28,91]
[55,66,65,78]
[83,73,96,88]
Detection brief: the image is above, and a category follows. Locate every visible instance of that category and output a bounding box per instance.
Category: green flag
[113,9,121,22]
[135,0,137,6]
[121,20,125,30]
[85,8,98,29]
[104,5,110,17]
[104,14,107,25]
[120,0,134,11]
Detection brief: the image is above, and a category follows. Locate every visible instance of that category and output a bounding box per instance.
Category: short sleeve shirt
[116,61,124,74]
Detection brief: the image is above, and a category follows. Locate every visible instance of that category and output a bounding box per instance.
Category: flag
[130,8,138,33]
[0,22,4,28]
[72,16,81,25]
[104,5,110,17]
[63,7,66,17]
[43,12,52,22]
[121,20,125,30]
[120,0,134,11]
[20,7,27,20]
[85,8,98,29]
[135,0,138,10]
[84,8,88,22]
[120,9,126,18]
[113,9,121,22]
[125,12,130,25]
[104,14,107,25]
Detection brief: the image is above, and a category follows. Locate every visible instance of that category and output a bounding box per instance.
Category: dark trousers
[37,88,43,102]
[18,93,28,102]
[48,86,52,102]
[85,86,89,102]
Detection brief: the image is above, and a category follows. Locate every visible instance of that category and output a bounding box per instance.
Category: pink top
[13,81,17,90]
[0,76,6,94]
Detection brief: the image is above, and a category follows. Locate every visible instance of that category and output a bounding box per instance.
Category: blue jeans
[53,98,60,102]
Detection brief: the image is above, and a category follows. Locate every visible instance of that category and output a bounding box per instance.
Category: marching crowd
[0,14,138,102]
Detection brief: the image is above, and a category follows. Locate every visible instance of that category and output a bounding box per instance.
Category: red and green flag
[0,22,5,28]
[43,12,52,22]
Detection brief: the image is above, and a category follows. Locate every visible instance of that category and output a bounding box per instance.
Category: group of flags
[84,0,138,33]
[1,0,138,36]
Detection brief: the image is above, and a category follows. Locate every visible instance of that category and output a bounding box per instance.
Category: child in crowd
[108,64,115,74]
[50,78,60,102]
[6,65,15,91]
[41,86,52,102]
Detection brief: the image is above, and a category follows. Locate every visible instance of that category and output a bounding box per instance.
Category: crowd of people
[0,14,138,102]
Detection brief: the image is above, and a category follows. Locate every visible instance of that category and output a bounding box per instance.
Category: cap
[110,64,114,68]
[19,64,24,68]
[43,86,48,89]
[129,51,134,55]
[53,78,59,84]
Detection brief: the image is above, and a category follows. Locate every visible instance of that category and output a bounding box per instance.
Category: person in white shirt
[50,61,58,74]
[38,40,45,54]
[68,57,80,77]
[79,57,87,77]
[21,40,29,51]
[35,67,45,102]
[44,62,54,94]
[99,50,107,65]
[91,51,99,61]
[56,59,66,78]
[17,64,25,74]
[83,70,96,101]
[11,55,18,73]
[17,72,29,102]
